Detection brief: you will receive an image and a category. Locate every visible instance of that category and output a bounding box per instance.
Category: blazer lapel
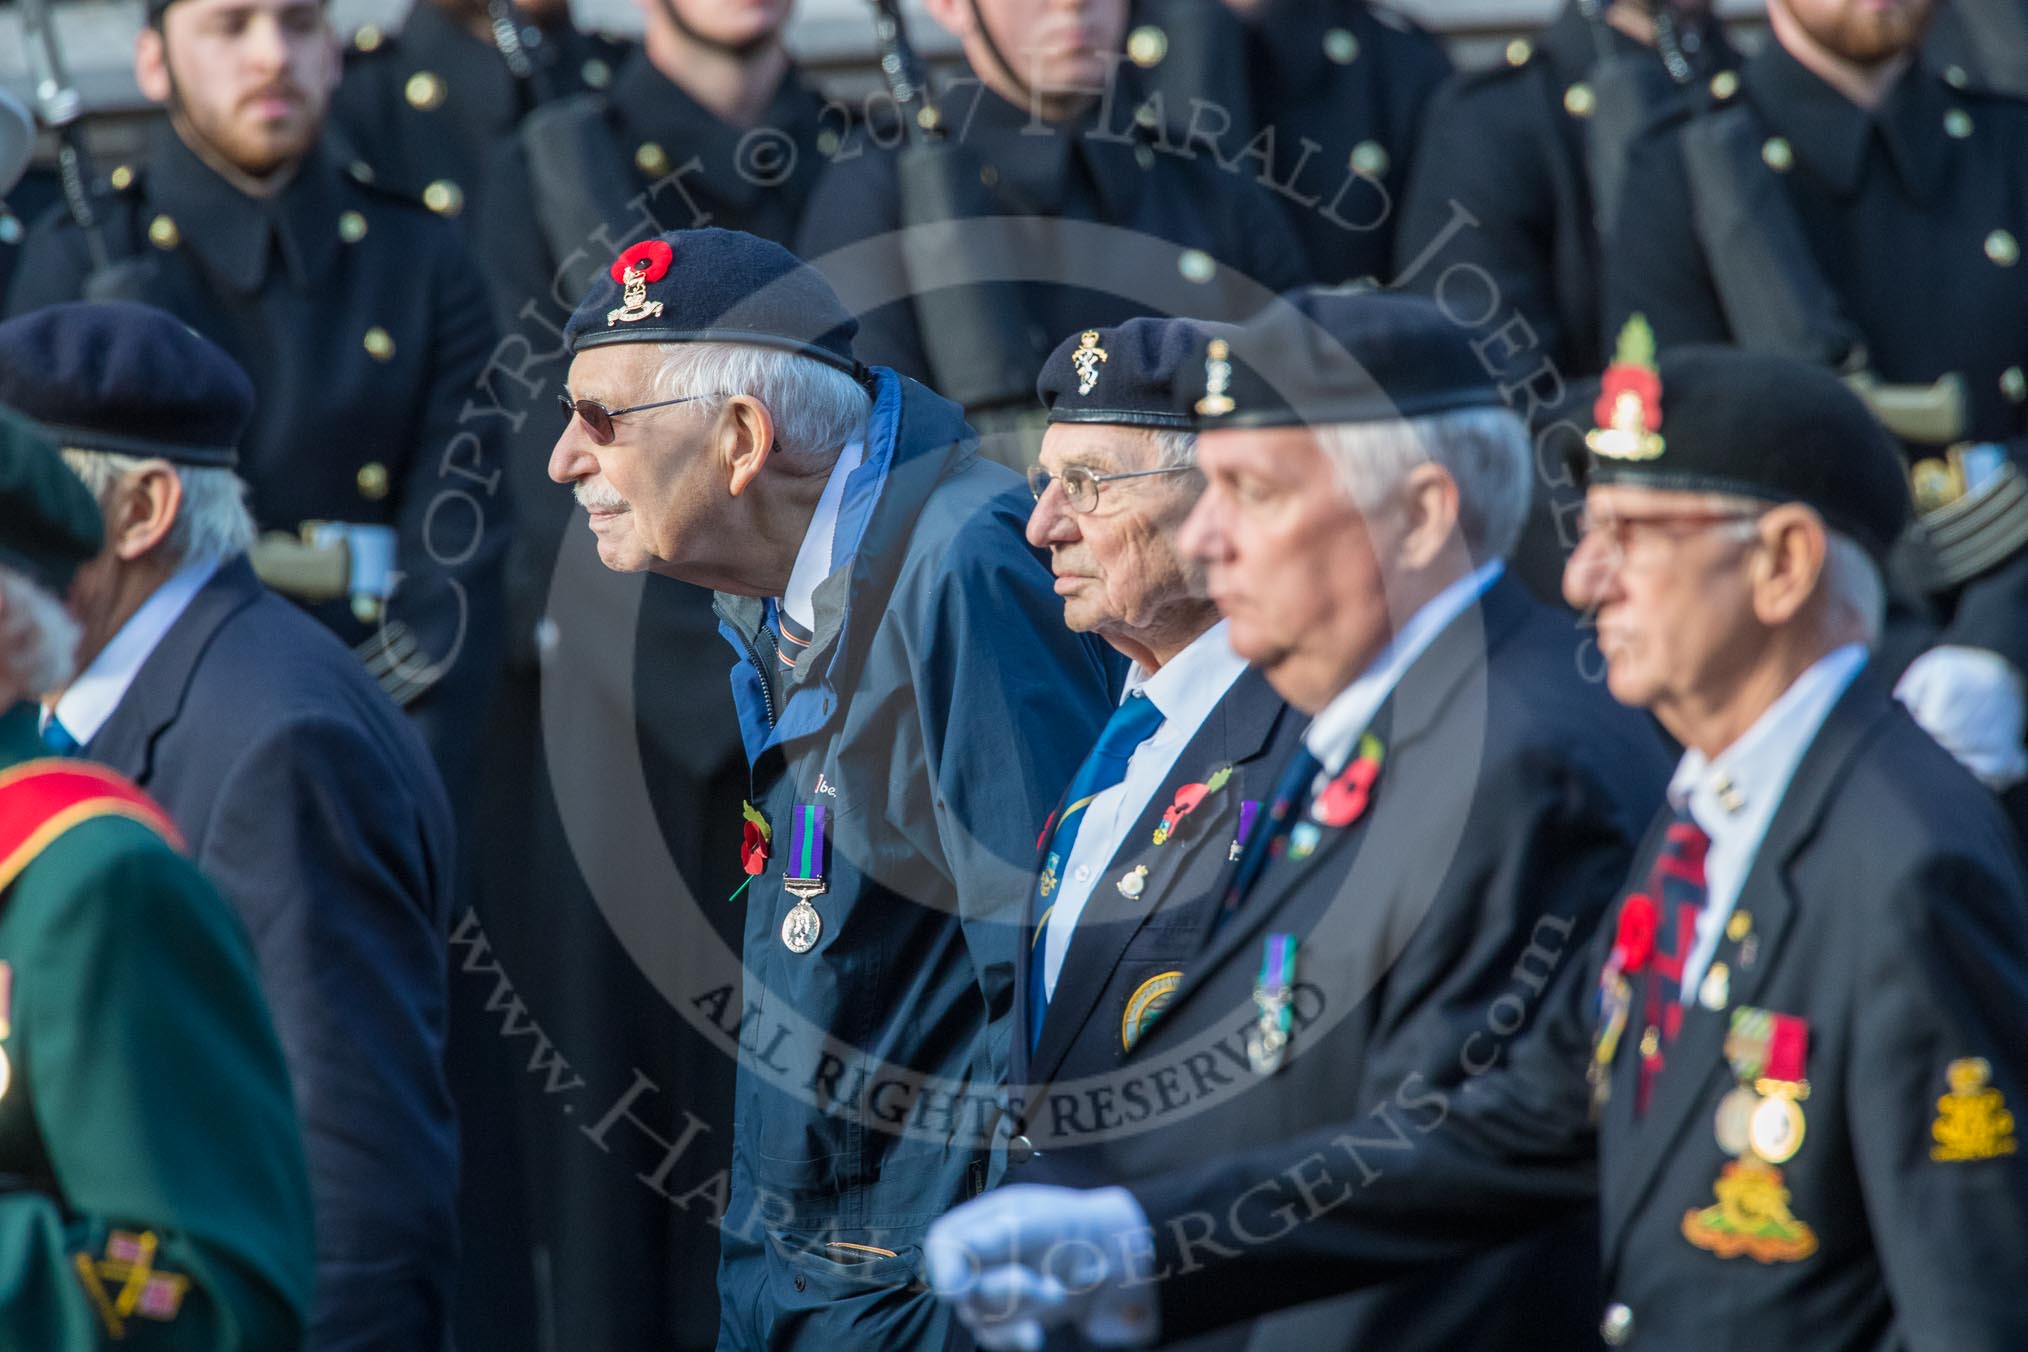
[1148,576,1531,1042]
[1601,670,1895,1259]
[85,559,264,784]
[1029,670,1292,1084]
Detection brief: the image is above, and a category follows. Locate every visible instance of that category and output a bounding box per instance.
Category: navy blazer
[1037,575,1670,1352]
[86,555,459,1352]
[1128,667,2028,1352]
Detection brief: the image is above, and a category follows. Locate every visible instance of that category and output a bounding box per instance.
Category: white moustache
[574,486,628,513]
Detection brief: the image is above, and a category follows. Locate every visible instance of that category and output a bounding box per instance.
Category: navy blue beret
[1573,338,1911,560]
[1175,287,1504,429]
[0,405,103,594]
[565,228,863,379]
[1037,317,1218,430]
[0,301,254,468]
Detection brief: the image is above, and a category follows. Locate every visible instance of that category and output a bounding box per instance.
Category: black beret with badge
[1174,286,1506,429]
[565,227,864,381]
[0,301,255,468]
[1037,317,1221,430]
[1576,316,1913,561]
[0,404,104,594]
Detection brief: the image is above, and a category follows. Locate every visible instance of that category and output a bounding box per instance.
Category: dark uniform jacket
[330,0,631,232]
[81,557,458,1352]
[1606,46,2028,669]
[6,124,508,789]
[1023,575,1668,1352]
[1125,667,2028,1352]
[1926,0,2028,101]
[0,702,315,1349]
[794,85,1311,413]
[709,368,1115,1349]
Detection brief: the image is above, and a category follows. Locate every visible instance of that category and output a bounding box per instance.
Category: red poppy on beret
[611,239,675,285]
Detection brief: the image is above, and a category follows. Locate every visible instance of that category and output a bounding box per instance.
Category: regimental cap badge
[607,239,674,327]
[1587,315,1666,461]
[1072,329,1109,396]
[1196,338,1236,417]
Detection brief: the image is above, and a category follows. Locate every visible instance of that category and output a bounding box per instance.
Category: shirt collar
[1122,619,1249,743]
[148,122,347,293]
[1744,41,1949,201]
[50,557,220,747]
[1303,561,1505,774]
[780,424,868,634]
[1668,642,1869,835]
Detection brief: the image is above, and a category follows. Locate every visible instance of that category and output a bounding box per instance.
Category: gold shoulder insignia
[1931,1057,2019,1162]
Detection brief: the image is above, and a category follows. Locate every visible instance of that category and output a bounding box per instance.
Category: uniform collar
[50,556,220,748]
[147,121,348,294]
[1743,41,1950,201]
[610,53,824,202]
[1667,642,1868,838]
[1302,559,1505,775]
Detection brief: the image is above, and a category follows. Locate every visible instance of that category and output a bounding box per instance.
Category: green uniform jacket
[0,703,314,1349]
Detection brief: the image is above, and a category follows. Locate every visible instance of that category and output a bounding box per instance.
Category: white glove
[1896,646,2028,790]
[925,1185,1159,1351]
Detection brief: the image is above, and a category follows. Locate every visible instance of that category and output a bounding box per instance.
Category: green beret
[0,405,104,595]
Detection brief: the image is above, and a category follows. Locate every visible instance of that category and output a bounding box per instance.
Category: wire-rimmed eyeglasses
[1026,463,1198,513]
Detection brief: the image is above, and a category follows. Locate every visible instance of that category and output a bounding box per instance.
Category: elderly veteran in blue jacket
[0,301,460,1352]
[548,228,1117,1350]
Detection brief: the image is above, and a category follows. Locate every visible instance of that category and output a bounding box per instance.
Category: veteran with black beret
[547,227,1116,1350]
[0,299,462,1352]
[928,329,2028,1352]
[931,287,1669,1352]
[0,405,316,1349]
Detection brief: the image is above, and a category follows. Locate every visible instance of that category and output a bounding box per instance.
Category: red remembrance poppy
[740,819,770,876]
[611,239,675,285]
[1613,893,1659,973]
[1314,752,1381,828]
[1594,364,1662,432]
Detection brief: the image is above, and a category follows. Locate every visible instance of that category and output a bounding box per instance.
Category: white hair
[61,449,256,565]
[1684,492,1885,644]
[1314,406,1532,563]
[1149,428,1198,470]
[649,342,871,470]
[0,565,81,697]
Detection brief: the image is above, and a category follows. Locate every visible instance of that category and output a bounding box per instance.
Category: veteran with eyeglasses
[943,290,1668,1352]
[546,227,1115,1351]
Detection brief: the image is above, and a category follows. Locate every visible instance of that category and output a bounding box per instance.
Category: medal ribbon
[1258,932,1297,1037]
[787,803,826,884]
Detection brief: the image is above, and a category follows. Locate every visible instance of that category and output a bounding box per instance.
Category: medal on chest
[779,803,828,954]
[1247,933,1299,1075]
[1682,1005,1818,1263]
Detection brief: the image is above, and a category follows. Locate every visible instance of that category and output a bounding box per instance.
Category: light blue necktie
[1029,690,1166,1049]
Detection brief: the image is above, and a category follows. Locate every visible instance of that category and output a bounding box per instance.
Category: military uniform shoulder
[334,156,461,221]
[343,19,402,62]
[1448,33,1555,96]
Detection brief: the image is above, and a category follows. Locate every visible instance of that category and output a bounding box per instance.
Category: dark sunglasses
[558,393,703,444]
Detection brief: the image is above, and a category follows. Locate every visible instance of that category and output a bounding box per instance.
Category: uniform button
[1349,140,1390,178]
[1601,1302,1634,1346]
[1126,24,1167,69]
[980,165,1000,188]
[1945,108,1974,139]
[792,1273,806,1292]
[1762,137,1794,172]
[817,129,841,157]
[1944,64,1970,89]
[1323,27,1359,64]
[147,214,180,250]
[363,326,396,362]
[348,159,376,184]
[0,212,18,246]
[1134,144,1156,171]
[338,210,367,244]
[352,23,383,53]
[635,142,670,177]
[1710,70,1740,101]
[357,461,391,500]
[1073,865,1091,883]
[108,163,135,191]
[405,71,446,111]
[1987,230,2020,268]
[2003,366,2027,404]
[1564,83,1596,118]
[1006,1134,1036,1167]
[1506,38,1533,67]
[581,57,612,89]
[423,180,464,217]
[1178,249,1215,284]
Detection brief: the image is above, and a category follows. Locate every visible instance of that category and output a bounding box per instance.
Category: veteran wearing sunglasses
[547,227,1115,1351]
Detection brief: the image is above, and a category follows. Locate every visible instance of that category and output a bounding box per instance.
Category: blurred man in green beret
[0,408,314,1349]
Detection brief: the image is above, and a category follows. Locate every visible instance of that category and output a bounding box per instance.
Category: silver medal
[781,898,822,953]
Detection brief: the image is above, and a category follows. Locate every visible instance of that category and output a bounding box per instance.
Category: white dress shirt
[1042,621,1250,997]
[780,426,868,634]
[1669,642,1868,999]
[1302,561,1505,777]
[46,557,220,746]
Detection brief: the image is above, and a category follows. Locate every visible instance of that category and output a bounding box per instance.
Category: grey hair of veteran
[1696,492,1885,645]
[650,341,872,470]
[61,449,257,566]
[1314,406,1533,564]
[0,564,82,696]
[1149,428,1198,471]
